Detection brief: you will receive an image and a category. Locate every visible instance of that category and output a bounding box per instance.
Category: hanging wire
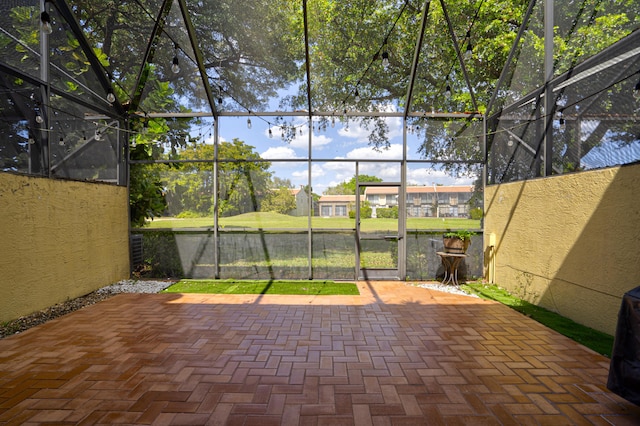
[438,0,486,97]
[338,0,412,109]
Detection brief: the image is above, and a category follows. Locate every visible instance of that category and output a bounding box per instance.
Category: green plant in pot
[443,229,476,254]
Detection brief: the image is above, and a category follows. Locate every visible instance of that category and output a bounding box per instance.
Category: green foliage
[262,187,297,214]
[324,175,382,195]
[348,201,372,219]
[129,146,167,228]
[162,139,272,217]
[444,229,476,241]
[163,280,359,296]
[136,231,184,278]
[176,211,206,219]
[462,282,614,357]
[469,207,483,220]
[376,206,398,219]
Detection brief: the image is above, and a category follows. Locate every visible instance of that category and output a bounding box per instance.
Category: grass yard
[145,212,480,231]
[163,279,360,295]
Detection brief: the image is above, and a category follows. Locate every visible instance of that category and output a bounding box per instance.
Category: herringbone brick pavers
[0,281,638,424]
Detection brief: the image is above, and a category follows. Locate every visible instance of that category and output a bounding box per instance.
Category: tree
[129,146,167,227]
[323,175,382,195]
[163,139,272,217]
[261,187,297,215]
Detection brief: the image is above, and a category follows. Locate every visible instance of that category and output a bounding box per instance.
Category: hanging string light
[464,31,473,60]
[634,76,640,99]
[171,43,180,74]
[247,117,252,129]
[354,88,361,102]
[106,90,116,103]
[381,51,390,70]
[40,9,53,35]
[444,75,452,98]
[381,37,390,69]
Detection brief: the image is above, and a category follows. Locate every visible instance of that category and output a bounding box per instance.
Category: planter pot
[443,236,470,254]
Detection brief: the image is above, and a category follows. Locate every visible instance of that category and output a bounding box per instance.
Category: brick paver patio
[1,281,638,425]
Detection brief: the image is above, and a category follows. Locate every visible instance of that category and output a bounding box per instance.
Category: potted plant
[443,229,476,254]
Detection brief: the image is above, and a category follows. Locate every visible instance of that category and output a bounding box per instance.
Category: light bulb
[106,91,116,103]
[35,112,44,124]
[463,31,472,60]
[171,56,180,74]
[382,53,390,69]
[634,79,640,100]
[464,43,473,60]
[40,11,53,35]
[28,138,35,145]
[247,118,252,129]
[268,128,273,138]
[445,84,452,98]
[59,137,64,146]
[382,51,390,69]
[354,89,360,103]
[95,130,102,141]
[331,116,335,128]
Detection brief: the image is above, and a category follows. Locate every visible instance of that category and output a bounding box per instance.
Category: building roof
[317,195,361,203]
[364,185,473,195]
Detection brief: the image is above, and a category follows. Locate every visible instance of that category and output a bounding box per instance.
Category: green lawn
[163,279,360,295]
[144,212,480,231]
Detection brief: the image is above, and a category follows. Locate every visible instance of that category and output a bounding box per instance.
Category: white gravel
[96,279,174,295]
[414,282,478,297]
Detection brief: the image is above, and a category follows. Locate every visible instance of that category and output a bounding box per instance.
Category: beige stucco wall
[484,163,640,335]
[0,173,130,323]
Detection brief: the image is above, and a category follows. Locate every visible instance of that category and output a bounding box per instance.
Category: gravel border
[0,280,174,339]
[414,282,478,297]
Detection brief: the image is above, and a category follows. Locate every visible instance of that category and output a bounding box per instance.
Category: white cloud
[261,146,300,159]
[345,143,403,160]
[337,115,403,144]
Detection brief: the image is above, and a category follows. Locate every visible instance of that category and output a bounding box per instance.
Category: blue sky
[210,115,478,194]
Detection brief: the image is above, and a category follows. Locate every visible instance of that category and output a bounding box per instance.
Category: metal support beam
[178,0,219,119]
[439,0,478,112]
[543,0,554,176]
[404,0,431,119]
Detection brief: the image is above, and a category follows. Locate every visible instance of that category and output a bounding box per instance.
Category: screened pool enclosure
[1,0,638,280]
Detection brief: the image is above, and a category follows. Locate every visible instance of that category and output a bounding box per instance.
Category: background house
[364,185,475,218]
[317,195,360,217]
[288,187,311,216]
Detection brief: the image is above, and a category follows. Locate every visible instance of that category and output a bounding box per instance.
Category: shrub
[470,207,483,220]
[376,206,398,219]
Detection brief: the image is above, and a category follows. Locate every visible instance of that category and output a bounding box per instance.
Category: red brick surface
[1,281,638,424]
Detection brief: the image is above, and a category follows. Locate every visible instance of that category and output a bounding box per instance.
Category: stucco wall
[484,163,640,335]
[0,173,130,323]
